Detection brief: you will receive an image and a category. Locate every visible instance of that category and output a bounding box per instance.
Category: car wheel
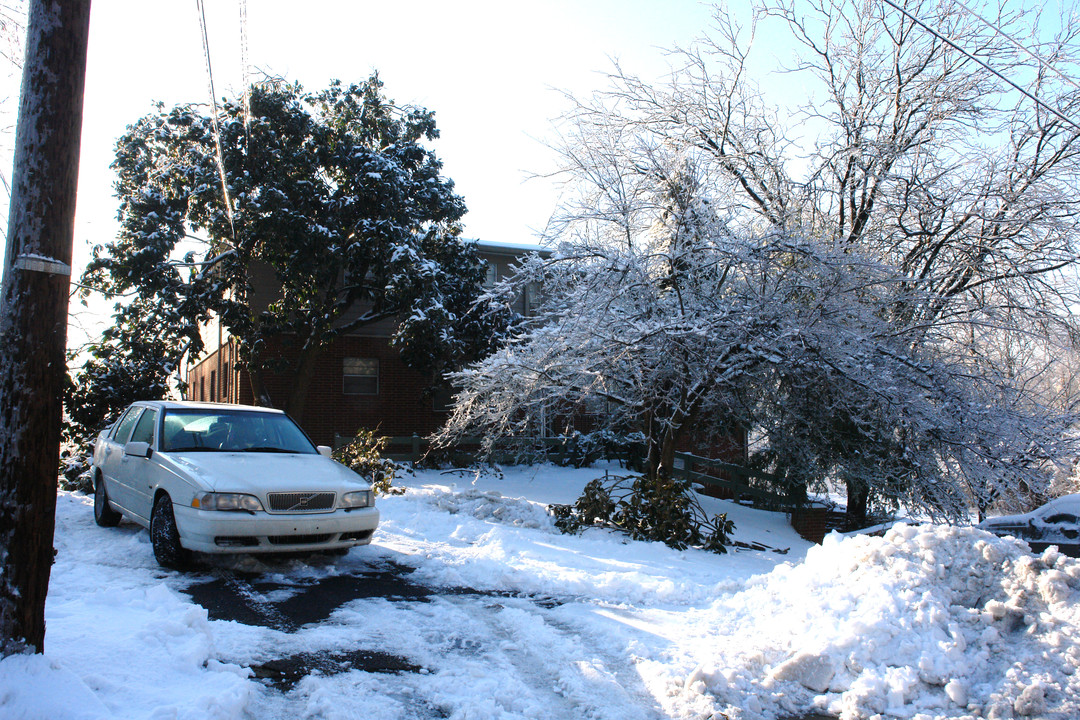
[151,494,192,570]
[94,475,122,527]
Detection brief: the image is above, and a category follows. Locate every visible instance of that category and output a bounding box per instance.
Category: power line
[880,0,1080,133]
[952,0,1080,91]
[195,0,237,241]
[239,0,251,134]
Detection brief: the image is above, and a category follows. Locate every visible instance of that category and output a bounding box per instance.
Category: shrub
[551,473,734,552]
[556,430,646,468]
[58,446,93,493]
[332,427,407,496]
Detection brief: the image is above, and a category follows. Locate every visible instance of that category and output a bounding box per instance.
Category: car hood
[162,451,371,494]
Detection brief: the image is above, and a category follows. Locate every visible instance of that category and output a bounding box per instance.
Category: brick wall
[193,334,450,447]
[788,506,833,544]
[186,342,241,404]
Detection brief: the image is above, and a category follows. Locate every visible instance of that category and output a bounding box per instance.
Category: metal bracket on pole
[14,254,72,276]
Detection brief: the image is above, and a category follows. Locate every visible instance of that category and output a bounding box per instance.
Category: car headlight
[194,492,263,513]
[340,490,373,509]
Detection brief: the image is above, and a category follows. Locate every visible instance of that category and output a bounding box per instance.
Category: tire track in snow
[430,594,667,720]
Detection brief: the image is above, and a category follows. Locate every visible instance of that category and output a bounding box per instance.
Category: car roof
[132,400,286,415]
[1041,494,1080,513]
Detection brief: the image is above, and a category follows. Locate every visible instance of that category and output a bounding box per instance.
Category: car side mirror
[317,445,333,458]
[124,441,152,459]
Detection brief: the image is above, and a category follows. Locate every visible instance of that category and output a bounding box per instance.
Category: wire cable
[239,0,251,134]
[880,0,1080,132]
[195,0,237,241]
[952,0,1080,91]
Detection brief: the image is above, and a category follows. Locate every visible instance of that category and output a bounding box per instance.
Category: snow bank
[375,474,787,607]
[679,524,1080,720]
[3,492,255,720]
[3,471,1077,720]
[0,653,111,720]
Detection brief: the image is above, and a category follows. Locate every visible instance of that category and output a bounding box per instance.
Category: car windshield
[160,408,318,454]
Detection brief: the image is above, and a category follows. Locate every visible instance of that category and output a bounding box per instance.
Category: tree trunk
[247,370,272,407]
[656,430,679,480]
[0,0,91,656]
[844,478,870,531]
[240,335,274,408]
[246,360,273,408]
[653,400,700,480]
[646,421,687,480]
[284,336,323,425]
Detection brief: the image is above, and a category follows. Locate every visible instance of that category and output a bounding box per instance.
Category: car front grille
[266,491,336,513]
[267,533,333,545]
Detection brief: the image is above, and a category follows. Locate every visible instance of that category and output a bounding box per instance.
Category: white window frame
[343,357,379,395]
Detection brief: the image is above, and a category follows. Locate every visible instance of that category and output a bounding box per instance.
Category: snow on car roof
[138,400,286,414]
[1042,493,1080,512]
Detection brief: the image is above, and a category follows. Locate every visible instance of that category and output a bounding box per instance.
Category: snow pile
[376,477,781,608]
[417,486,554,530]
[2,469,1078,719]
[0,653,112,720]
[1,492,256,720]
[681,524,1080,720]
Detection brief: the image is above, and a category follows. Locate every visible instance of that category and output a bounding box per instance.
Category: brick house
[186,239,749,469]
[185,241,541,447]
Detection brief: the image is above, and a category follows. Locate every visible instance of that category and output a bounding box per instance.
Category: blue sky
[1,0,1074,342]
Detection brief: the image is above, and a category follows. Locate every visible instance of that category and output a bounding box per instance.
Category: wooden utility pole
[0,0,92,655]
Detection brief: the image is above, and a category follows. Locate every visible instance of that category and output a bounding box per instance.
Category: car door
[118,406,160,523]
[98,406,143,511]
[1041,512,1080,543]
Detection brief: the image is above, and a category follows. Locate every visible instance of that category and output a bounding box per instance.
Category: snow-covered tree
[76,76,506,426]
[438,123,1074,523]
[585,0,1080,401]
[459,0,1080,523]
[61,296,193,492]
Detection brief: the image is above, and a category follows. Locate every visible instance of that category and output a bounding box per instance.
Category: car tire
[151,494,192,570]
[94,475,122,527]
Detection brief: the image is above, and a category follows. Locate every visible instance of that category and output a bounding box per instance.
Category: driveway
[170,552,663,719]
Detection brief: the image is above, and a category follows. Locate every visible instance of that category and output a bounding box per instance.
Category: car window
[111,407,142,444]
[161,408,317,453]
[129,408,158,445]
[1043,513,1079,525]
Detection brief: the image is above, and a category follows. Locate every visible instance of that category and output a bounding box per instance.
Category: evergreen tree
[73,76,505,440]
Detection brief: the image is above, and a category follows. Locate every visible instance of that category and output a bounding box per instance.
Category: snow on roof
[472,239,549,256]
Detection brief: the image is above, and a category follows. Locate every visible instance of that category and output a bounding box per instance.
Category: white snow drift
[1,464,1077,720]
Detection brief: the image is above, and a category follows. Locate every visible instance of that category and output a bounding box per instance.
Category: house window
[221,362,229,400]
[484,261,498,287]
[523,281,542,316]
[210,370,216,402]
[343,358,378,395]
[199,376,206,402]
[432,385,455,413]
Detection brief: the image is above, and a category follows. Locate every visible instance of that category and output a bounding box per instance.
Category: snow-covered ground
[2,464,1078,720]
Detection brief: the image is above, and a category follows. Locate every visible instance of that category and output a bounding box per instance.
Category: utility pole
[0,0,92,655]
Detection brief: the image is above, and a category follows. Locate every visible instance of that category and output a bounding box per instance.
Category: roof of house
[473,239,549,256]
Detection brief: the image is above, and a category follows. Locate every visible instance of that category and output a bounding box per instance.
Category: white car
[91,401,380,568]
[978,494,1080,556]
